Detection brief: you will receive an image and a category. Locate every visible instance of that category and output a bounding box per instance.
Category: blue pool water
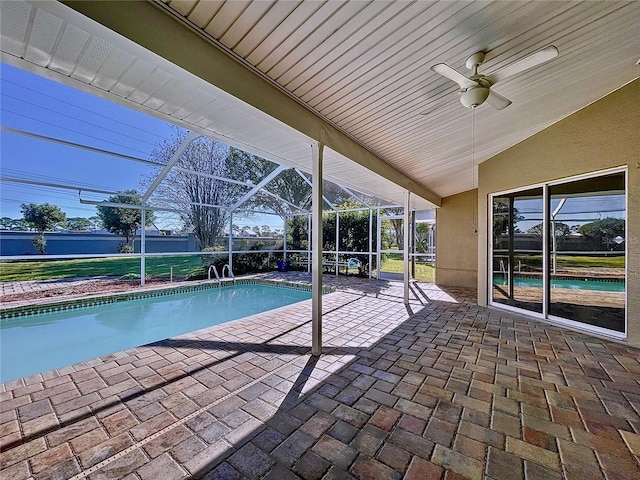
[0,284,311,383]
[493,275,625,292]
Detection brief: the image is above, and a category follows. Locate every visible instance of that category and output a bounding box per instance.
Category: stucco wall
[477,80,639,344]
[435,189,478,287]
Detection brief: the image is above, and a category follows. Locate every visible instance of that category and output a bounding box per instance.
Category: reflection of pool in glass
[493,275,625,292]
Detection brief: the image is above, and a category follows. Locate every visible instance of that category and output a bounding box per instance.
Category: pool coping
[493,273,625,283]
[0,277,334,320]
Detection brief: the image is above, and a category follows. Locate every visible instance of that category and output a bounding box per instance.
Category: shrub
[201,245,227,267]
[117,243,134,253]
[31,235,47,255]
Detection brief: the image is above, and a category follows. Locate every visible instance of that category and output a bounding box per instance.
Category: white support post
[368,208,373,280]
[311,142,324,356]
[140,208,146,287]
[228,211,233,272]
[335,211,339,276]
[404,190,410,303]
[307,214,312,273]
[376,208,381,279]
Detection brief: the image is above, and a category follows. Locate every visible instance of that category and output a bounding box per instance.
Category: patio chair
[347,258,361,273]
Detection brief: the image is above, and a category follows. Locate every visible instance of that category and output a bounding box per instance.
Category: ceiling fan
[430,45,559,110]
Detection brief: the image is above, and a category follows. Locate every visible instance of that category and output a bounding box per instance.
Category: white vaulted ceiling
[1,0,639,209]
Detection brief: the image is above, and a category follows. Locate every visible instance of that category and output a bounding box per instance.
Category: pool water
[493,275,625,292]
[0,284,311,383]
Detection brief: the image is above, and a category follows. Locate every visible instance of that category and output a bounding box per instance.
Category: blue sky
[1,62,174,220]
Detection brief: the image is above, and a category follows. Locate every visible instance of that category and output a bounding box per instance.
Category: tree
[88,215,103,231]
[10,218,30,231]
[528,222,571,239]
[415,222,433,254]
[336,205,371,252]
[0,217,13,230]
[578,218,625,251]
[492,199,525,248]
[286,215,309,250]
[66,217,93,231]
[146,128,264,249]
[96,190,154,252]
[248,168,312,218]
[20,203,67,254]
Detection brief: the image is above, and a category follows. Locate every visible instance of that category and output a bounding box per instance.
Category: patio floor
[2,274,640,479]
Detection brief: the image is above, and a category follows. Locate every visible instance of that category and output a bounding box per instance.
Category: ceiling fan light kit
[460,86,490,109]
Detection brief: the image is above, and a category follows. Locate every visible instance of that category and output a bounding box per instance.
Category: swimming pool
[0,283,311,383]
[493,275,625,292]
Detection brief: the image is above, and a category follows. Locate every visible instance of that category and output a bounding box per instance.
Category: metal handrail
[222,264,236,284]
[208,265,221,283]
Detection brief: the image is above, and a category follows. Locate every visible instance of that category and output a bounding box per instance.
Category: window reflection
[548,173,625,332]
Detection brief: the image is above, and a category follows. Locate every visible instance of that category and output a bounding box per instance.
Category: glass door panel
[492,196,511,304]
[548,172,626,332]
[491,189,544,313]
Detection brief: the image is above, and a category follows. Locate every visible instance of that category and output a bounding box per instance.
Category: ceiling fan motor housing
[460,85,490,108]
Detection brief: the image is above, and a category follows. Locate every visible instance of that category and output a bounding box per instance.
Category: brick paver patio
[2,274,640,479]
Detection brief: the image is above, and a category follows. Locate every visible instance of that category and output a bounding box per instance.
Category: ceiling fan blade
[486,90,512,110]
[486,45,559,84]
[431,63,478,89]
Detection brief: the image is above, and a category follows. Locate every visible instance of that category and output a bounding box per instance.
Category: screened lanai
[1,96,434,286]
[1,56,438,358]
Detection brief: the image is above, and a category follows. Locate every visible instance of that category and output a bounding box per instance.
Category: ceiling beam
[61,0,441,208]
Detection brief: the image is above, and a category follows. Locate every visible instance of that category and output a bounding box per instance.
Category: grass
[513,255,625,269]
[0,255,206,282]
[554,255,625,268]
[380,258,435,283]
[0,254,622,283]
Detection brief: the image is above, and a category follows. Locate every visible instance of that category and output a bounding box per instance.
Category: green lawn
[1,253,622,283]
[380,258,435,282]
[0,255,206,282]
[514,255,625,269]
[554,255,625,268]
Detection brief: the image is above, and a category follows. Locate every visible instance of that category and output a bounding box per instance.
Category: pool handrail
[208,265,221,283]
[222,264,236,284]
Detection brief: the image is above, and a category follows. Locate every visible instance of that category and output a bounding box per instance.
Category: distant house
[134,228,173,236]
[222,228,258,238]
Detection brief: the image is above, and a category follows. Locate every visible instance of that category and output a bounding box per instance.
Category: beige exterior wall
[475,80,640,344]
[435,189,478,287]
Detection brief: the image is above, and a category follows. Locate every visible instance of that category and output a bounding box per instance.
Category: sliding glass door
[490,170,626,336]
